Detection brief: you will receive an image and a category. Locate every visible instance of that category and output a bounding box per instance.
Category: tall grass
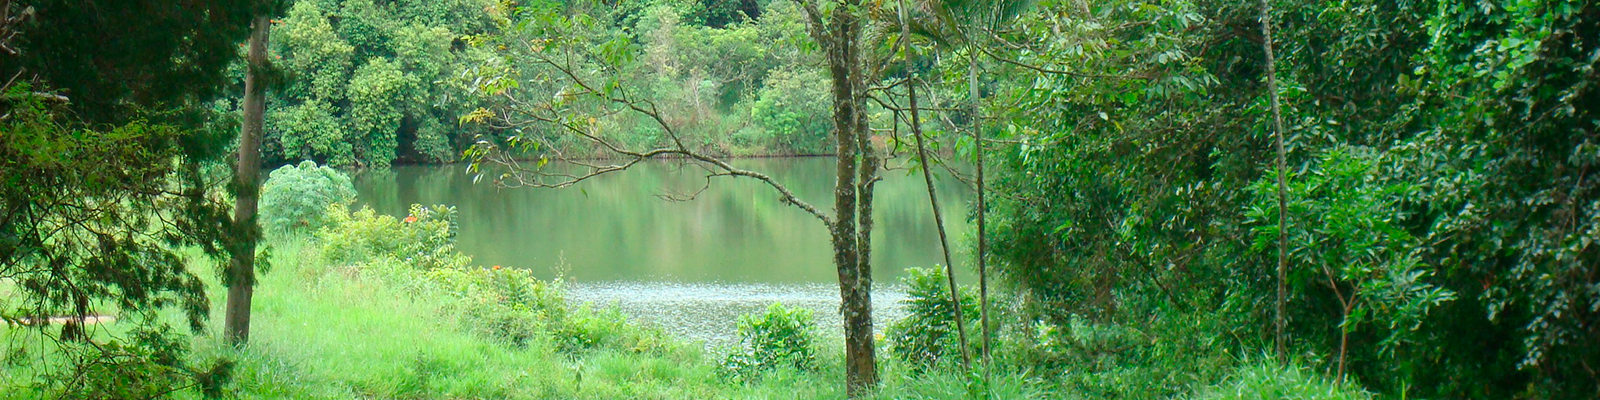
[3,236,1362,399]
[7,231,1356,399]
[186,238,778,399]
[2,235,1367,400]
[1188,362,1373,400]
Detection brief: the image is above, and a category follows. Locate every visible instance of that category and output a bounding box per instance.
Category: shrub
[554,305,668,354]
[1246,147,1453,354]
[430,265,666,353]
[1189,363,1372,400]
[999,305,1238,399]
[260,160,356,234]
[318,203,468,271]
[722,302,818,381]
[43,325,233,399]
[887,267,981,370]
[315,201,671,353]
[425,265,564,347]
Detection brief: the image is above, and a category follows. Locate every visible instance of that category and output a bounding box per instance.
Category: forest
[1,0,1598,399]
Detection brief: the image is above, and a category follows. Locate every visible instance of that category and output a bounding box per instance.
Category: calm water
[353,157,973,349]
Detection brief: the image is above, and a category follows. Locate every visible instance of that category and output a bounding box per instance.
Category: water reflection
[352,157,972,349]
[353,157,974,284]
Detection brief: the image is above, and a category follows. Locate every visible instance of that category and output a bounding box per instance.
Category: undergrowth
[3,201,1366,399]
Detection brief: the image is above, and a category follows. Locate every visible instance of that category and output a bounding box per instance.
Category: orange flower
[492,265,502,270]
[403,216,417,223]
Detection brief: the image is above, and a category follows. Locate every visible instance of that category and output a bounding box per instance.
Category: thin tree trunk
[226,15,270,345]
[970,45,991,371]
[1337,299,1352,384]
[899,0,972,370]
[1259,0,1289,362]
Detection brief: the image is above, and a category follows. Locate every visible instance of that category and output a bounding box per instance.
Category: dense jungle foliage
[3,0,1598,398]
[248,0,836,168]
[981,1,1600,398]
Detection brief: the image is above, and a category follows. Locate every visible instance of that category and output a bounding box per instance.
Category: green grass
[4,237,1362,399]
[1188,362,1373,400]
[0,237,1059,399]
[197,238,1054,399]
[199,239,810,399]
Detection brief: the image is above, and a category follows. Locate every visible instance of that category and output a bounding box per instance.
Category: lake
[353,157,973,350]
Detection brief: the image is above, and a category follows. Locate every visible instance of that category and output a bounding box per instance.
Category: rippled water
[353,157,970,349]
[567,281,909,351]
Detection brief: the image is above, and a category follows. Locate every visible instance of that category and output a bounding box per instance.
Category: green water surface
[352,157,974,285]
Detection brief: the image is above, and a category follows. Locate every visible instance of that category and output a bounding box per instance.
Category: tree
[463,0,888,393]
[0,0,258,123]
[894,0,971,370]
[890,0,1030,374]
[1257,0,1289,362]
[981,0,1600,397]
[0,0,261,337]
[1246,147,1454,384]
[1,0,265,393]
[261,0,501,167]
[805,1,883,392]
[225,12,272,345]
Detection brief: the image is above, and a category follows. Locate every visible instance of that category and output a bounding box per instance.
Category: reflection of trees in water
[351,158,972,283]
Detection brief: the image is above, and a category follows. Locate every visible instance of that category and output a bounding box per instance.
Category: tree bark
[970,44,992,371]
[226,15,270,345]
[1259,0,1289,362]
[899,0,972,369]
[814,2,878,394]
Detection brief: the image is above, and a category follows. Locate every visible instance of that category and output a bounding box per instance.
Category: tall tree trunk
[226,15,270,345]
[899,0,972,369]
[1258,0,1289,362]
[970,45,992,371]
[820,5,876,395]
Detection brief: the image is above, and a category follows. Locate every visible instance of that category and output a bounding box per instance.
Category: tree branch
[470,31,834,225]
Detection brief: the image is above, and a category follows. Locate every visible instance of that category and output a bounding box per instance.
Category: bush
[555,305,668,354]
[318,203,468,271]
[722,302,818,381]
[887,267,981,370]
[422,263,667,353]
[1189,363,1372,400]
[260,160,356,234]
[314,201,670,354]
[425,265,564,347]
[42,325,233,399]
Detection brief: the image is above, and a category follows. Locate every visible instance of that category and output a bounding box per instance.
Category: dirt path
[4,315,116,326]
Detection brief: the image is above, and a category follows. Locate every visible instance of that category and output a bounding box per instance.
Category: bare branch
[472,29,835,225]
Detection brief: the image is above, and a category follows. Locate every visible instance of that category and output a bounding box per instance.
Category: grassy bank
[1,202,1373,399]
[199,239,820,399]
[1,204,1042,399]
[179,237,1048,399]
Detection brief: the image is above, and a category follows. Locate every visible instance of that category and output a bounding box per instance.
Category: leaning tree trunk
[899,0,972,370]
[225,15,270,345]
[1259,0,1289,362]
